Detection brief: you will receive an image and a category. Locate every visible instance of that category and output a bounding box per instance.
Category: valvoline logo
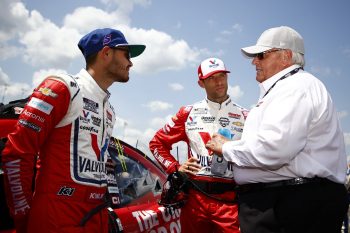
[208,59,219,68]
[187,116,197,126]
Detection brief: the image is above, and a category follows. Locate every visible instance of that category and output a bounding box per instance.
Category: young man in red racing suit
[1,28,145,233]
[150,58,248,233]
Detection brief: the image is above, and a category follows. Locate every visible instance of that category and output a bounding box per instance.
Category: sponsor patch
[233,127,243,133]
[91,115,101,127]
[83,97,99,113]
[14,107,24,115]
[208,59,219,68]
[80,115,90,124]
[4,159,30,215]
[89,192,104,200]
[57,186,75,196]
[70,81,77,87]
[79,157,106,173]
[193,107,208,115]
[22,110,45,123]
[108,186,120,194]
[83,110,90,118]
[80,110,91,124]
[80,125,98,133]
[201,116,215,123]
[38,87,58,98]
[19,119,41,132]
[218,117,230,127]
[187,116,198,126]
[228,112,241,119]
[107,111,112,121]
[187,127,204,131]
[28,97,53,115]
[232,121,244,127]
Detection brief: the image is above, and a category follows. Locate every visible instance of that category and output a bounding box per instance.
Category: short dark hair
[85,53,98,69]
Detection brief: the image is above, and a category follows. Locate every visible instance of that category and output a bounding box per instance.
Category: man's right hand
[178,157,201,175]
[205,133,230,156]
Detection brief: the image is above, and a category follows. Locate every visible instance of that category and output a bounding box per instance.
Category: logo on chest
[218,117,230,127]
[83,97,99,114]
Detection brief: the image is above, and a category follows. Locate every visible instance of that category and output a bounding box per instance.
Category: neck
[86,68,111,92]
[207,94,229,104]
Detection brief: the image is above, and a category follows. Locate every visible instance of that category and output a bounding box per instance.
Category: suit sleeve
[149,106,191,174]
[1,77,71,233]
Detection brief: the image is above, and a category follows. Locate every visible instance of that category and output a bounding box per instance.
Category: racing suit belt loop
[190,179,236,194]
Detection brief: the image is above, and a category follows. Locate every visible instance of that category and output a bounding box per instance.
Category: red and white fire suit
[150,97,248,233]
[2,69,115,233]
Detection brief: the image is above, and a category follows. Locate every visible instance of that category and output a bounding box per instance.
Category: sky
[1,0,350,162]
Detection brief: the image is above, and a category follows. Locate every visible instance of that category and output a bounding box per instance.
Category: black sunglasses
[255,49,283,60]
[112,47,131,59]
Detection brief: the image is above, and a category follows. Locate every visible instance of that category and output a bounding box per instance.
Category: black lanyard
[262,67,301,98]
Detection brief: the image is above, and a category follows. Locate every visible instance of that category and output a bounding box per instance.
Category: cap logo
[103,34,112,46]
[208,59,219,68]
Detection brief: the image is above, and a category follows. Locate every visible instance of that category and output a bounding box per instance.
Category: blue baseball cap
[78,28,146,59]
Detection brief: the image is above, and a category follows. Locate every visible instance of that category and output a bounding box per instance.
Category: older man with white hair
[206,26,348,233]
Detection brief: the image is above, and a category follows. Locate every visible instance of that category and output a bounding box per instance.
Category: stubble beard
[114,64,130,83]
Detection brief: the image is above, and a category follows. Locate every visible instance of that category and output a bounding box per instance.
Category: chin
[120,76,129,83]
[256,76,263,83]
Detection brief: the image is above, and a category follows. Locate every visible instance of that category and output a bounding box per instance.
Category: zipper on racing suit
[102,96,121,209]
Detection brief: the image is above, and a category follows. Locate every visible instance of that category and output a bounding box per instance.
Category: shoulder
[290,70,324,88]
[226,99,249,119]
[231,101,248,112]
[47,74,81,101]
[179,105,193,113]
[174,99,207,120]
[287,70,329,101]
[175,105,193,121]
[49,74,83,127]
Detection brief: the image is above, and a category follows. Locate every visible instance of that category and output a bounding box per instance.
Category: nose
[252,56,259,65]
[215,76,225,84]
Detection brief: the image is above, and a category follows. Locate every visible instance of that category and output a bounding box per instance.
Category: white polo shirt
[222,65,347,185]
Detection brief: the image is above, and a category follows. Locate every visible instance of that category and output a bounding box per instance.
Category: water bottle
[211,128,231,176]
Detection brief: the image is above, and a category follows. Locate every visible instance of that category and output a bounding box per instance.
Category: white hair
[292,51,305,68]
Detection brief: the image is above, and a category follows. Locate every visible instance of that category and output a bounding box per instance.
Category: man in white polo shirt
[206,26,348,233]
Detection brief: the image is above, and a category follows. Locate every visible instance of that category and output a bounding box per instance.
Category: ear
[100,46,111,59]
[198,80,205,88]
[283,50,292,61]
[282,49,293,66]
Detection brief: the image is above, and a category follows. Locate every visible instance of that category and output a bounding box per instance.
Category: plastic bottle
[210,128,231,176]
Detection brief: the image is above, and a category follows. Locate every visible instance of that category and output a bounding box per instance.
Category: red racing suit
[2,69,115,233]
[149,97,248,233]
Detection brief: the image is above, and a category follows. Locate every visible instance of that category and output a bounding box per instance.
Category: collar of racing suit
[77,69,111,102]
[205,96,232,111]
